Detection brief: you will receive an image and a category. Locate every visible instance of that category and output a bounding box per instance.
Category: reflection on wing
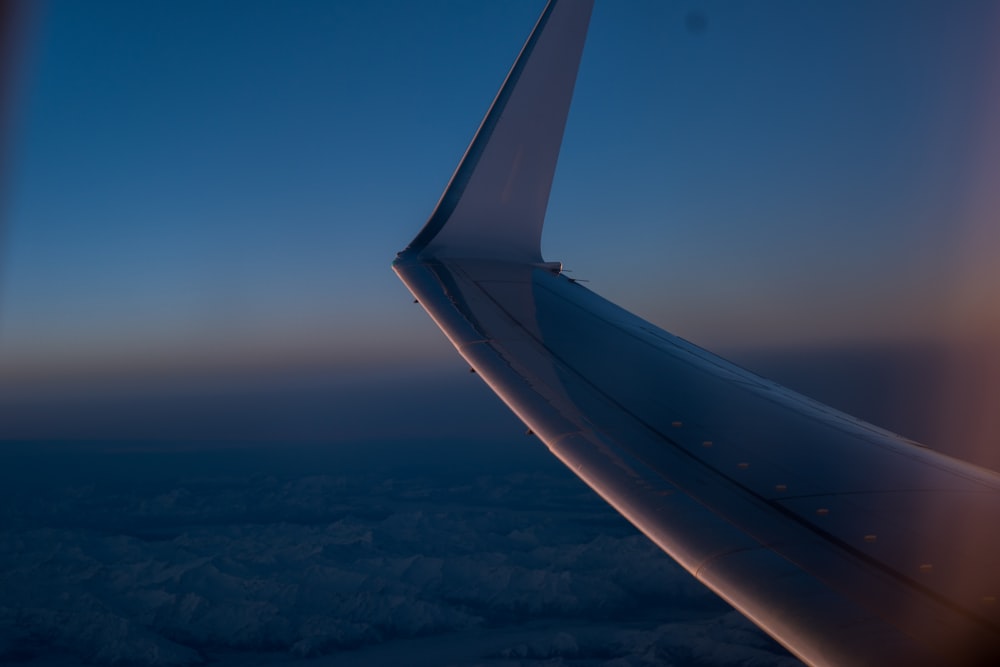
[393,2,1000,665]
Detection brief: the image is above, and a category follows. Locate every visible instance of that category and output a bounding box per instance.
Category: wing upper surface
[393,2,1000,665]
[394,259,1000,666]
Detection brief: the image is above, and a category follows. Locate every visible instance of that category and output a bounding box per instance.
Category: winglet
[401,0,594,264]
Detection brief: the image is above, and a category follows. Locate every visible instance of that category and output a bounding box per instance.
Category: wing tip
[402,0,594,264]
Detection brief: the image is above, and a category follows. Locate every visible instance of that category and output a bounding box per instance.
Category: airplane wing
[392,2,1000,665]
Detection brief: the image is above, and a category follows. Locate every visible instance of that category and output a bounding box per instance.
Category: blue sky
[2,1,999,435]
[3,6,999,663]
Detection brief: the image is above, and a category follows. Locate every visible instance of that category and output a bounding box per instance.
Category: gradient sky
[2,1,1000,449]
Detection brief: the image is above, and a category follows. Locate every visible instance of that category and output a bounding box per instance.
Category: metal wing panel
[393,257,1000,666]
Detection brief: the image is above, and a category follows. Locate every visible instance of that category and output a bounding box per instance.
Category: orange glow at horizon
[921,14,1000,470]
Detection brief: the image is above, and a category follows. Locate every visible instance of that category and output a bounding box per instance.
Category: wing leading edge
[393,2,1000,665]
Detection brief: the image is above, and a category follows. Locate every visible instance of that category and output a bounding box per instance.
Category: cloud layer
[0,440,801,666]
